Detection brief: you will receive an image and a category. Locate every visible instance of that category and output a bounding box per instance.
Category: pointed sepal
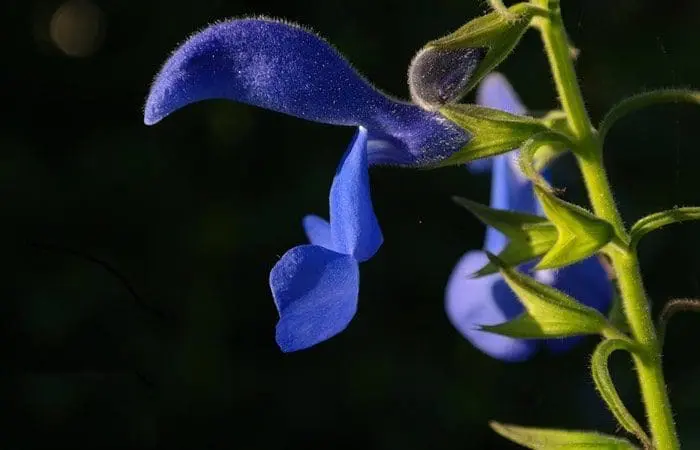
[481,253,611,339]
[534,186,614,269]
[452,197,558,275]
[437,104,550,166]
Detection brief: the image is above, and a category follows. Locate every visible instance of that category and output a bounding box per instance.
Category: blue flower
[144,18,479,351]
[144,18,473,166]
[445,73,612,362]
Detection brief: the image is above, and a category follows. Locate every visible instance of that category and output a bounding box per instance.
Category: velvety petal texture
[446,73,612,361]
[144,18,470,166]
[270,245,359,352]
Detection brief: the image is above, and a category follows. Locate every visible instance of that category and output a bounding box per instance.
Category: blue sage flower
[144,18,473,166]
[144,18,479,351]
[445,73,612,362]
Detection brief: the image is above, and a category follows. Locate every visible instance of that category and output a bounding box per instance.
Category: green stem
[533,1,680,448]
[533,0,591,140]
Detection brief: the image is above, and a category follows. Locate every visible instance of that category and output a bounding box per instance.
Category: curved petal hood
[144,18,470,166]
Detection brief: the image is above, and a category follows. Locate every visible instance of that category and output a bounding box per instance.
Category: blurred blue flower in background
[144,18,484,351]
[445,73,613,362]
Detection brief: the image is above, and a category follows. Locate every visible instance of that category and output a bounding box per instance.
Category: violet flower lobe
[270,128,381,352]
[144,18,480,351]
[144,18,473,166]
[445,73,612,362]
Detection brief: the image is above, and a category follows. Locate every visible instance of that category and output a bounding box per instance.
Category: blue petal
[302,215,332,250]
[144,18,470,166]
[476,72,527,115]
[473,73,538,253]
[445,251,538,362]
[466,73,527,174]
[467,158,493,174]
[330,128,383,261]
[541,256,613,353]
[270,245,359,352]
[484,152,539,253]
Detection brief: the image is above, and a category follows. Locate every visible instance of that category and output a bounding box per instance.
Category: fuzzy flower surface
[144,18,483,351]
[445,73,613,362]
[144,18,474,166]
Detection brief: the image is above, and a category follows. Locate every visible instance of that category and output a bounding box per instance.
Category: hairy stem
[532,0,680,448]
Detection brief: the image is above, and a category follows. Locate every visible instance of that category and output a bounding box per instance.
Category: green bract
[481,253,611,339]
[490,422,638,450]
[453,197,558,276]
[437,104,551,166]
[534,186,614,269]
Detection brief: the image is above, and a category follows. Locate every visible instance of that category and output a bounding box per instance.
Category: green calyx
[481,252,612,340]
[452,196,558,276]
[436,104,553,166]
[534,185,614,270]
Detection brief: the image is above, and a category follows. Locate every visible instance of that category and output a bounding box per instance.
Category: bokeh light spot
[49,0,104,57]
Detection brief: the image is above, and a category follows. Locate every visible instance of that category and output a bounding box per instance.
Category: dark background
[3,0,700,448]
